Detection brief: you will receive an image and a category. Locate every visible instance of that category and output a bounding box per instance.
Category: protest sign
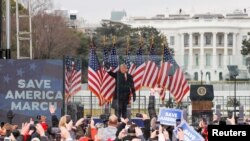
[158,108,183,126]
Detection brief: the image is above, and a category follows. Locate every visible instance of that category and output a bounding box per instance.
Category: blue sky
[53,0,250,23]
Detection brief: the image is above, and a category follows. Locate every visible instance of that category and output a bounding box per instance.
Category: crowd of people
[1,105,250,141]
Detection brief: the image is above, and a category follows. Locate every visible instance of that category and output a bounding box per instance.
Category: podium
[190,85,214,126]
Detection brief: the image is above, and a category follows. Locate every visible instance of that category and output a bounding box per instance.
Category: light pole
[168,64,176,108]
[201,70,203,85]
[233,74,237,118]
[227,65,239,118]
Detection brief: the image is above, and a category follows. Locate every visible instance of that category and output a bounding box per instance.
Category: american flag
[125,49,136,75]
[158,88,166,101]
[157,46,172,100]
[141,44,159,88]
[133,46,146,91]
[165,48,190,103]
[88,47,104,106]
[100,46,118,102]
[65,56,82,101]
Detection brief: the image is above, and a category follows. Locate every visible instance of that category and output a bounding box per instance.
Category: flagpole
[138,34,143,113]
[112,36,116,115]
[166,45,175,107]
[160,35,165,105]
[103,36,110,115]
[62,56,66,116]
[126,36,133,118]
[90,35,93,116]
[90,92,93,115]
[163,36,168,106]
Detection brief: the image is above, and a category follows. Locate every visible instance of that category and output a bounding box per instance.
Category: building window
[194,72,198,80]
[218,54,222,67]
[218,35,223,45]
[206,53,211,66]
[228,34,233,46]
[184,34,189,47]
[170,36,175,45]
[195,54,199,66]
[194,36,199,46]
[205,34,212,45]
[184,54,189,67]
[206,72,211,81]
[219,72,223,80]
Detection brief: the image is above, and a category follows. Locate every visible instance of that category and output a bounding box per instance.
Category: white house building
[121,11,250,81]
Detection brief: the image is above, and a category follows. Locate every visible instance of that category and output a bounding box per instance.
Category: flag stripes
[88,48,104,105]
[100,46,118,102]
[133,46,145,91]
[65,57,82,100]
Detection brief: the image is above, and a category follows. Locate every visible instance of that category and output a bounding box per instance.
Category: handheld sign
[173,121,204,141]
[158,108,183,126]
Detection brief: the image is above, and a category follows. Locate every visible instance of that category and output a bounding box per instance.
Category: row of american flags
[87,44,190,106]
[64,44,190,105]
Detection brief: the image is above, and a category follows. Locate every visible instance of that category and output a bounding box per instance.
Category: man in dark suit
[106,64,136,118]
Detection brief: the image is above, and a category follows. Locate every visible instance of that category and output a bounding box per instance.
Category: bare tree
[30,0,52,15]
[32,13,81,59]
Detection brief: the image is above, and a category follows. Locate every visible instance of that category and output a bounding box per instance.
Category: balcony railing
[193,43,200,47]
[217,43,224,46]
[204,43,212,47]
[183,43,234,47]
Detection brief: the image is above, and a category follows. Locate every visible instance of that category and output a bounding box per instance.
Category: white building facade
[122,13,250,81]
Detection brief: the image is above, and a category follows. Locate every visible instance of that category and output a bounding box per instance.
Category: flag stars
[4,75,11,83]
[7,60,14,65]
[103,48,109,64]
[30,63,37,71]
[89,48,101,71]
[109,47,118,68]
[17,68,24,77]
[135,47,144,67]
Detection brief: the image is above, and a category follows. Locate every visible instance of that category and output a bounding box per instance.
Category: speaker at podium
[190,85,214,101]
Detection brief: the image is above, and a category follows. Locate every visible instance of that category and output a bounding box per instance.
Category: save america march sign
[0,60,63,124]
[173,121,204,141]
[158,108,204,141]
[158,108,183,126]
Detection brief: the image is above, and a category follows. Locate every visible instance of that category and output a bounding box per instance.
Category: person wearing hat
[105,63,136,119]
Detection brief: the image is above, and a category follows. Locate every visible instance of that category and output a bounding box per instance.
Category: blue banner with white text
[158,108,183,126]
[174,121,204,141]
[0,60,63,124]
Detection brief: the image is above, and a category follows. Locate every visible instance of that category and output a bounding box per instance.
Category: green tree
[240,33,250,72]
[241,33,250,55]
[94,20,165,58]
[76,32,90,83]
[1,0,26,14]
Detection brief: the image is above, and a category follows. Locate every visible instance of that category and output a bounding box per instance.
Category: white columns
[233,33,237,56]
[200,32,204,70]
[188,33,193,69]
[180,33,184,67]
[224,32,228,67]
[213,32,217,69]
